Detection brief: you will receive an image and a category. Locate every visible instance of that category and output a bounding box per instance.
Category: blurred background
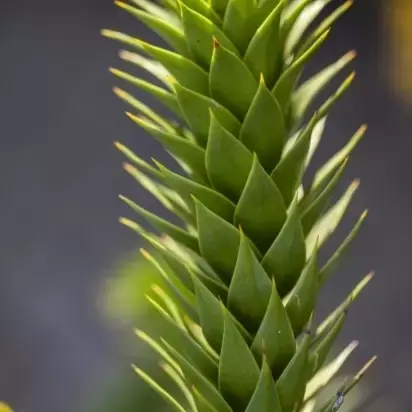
[0,0,411,411]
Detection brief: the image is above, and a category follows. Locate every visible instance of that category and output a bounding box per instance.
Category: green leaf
[251,280,296,377]
[219,307,260,410]
[245,356,282,412]
[174,82,241,148]
[262,197,306,297]
[272,28,330,112]
[163,341,233,412]
[301,158,349,235]
[180,0,222,25]
[191,272,225,352]
[285,244,319,335]
[234,155,287,253]
[304,341,359,402]
[319,211,368,285]
[291,50,356,121]
[276,330,311,412]
[126,112,208,182]
[115,1,189,55]
[192,386,220,412]
[210,0,230,18]
[156,161,236,222]
[239,76,286,172]
[315,272,374,339]
[132,365,186,412]
[206,112,253,202]
[311,125,367,190]
[140,41,210,95]
[195,198,241,282]
[119,195,199,252]
[307,312,346,378]
[243,0,285,87]
[129,0,182,28]
[210,39,258,120]
[110,68,181,115]
[113,87,176,133]
[306,180,360,258]
[180,2,239,69]
[222,0,258,54]
[161,362,199,412]
[227,231,272,332]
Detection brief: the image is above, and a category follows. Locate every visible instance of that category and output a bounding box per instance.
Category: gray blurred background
[0,0,411,411]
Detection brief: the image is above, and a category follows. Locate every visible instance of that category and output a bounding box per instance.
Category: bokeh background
[1,1,411,411]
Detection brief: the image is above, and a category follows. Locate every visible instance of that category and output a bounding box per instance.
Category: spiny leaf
[301,158,349,235]
[304,341,359,402]
[174,82,241,148]
[126,112,208,182]
[195,198,241,283]
[285,243,319,335]
[132,365,187,412]
[292,50,356,121]
[261,197,306,297]
[306,180,360,258]
[161,362,199,412]
[206,112,253,202]
[227,231,272,332]
[316,272,374,339]
[140,41,210,95]
[239,76,286,172]
[319,211,368,285]
[210,39,258,120]
[163,341,233,412]
[222,0,259,54]
[218,306,260,410]
[110,68,181,115]
[119,195,199,252]
[311,125,367,190]
[245,356,282,412]
[234,155,287,253]
[243,0,285,87]
[114,87,175,133]
[130,0,182,28]
[180,2,239,69]
[156,161,236,222]
[251,280,296,377]
[276,330,311,412]
[115,1,189,55]
[180,0,222,25]
[272,28,330,112]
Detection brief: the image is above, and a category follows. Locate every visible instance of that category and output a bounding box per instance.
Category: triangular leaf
[181,2,239,69]
[239,76,286,172]
[210,39,258,120]
[285,244,319,335]
[181,0,222,25]
[219,306,260,409]
[192,386,220,412]
[251,280,296,377]
[262,197,306,297]
[245,356,282,412]
[174,82,241,148]
[227,231,272,332]
[243,0,285,87]
[206,112,253,202]
[234,155,287,253]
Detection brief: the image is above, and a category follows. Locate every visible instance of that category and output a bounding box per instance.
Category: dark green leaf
[234,155,287,253]
[285,244,319,335]
[227,231,272,332]
[210,39,258,120]
[243,0,285,87]
[239,77,286,172]
[181,2,239,69]
[174,82,241,148]
[210,0,229,18]
[219,306,260,410]
[245,356,282,412]
[251,280,296,377]
[206,112,253,202]
[262,197,306,297]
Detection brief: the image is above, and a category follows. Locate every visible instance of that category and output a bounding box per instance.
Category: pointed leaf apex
[259,73,265,85]
[122,162,135,174]
[114,141,124,150]
[213,37,220,49]
[347,49,357,60]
